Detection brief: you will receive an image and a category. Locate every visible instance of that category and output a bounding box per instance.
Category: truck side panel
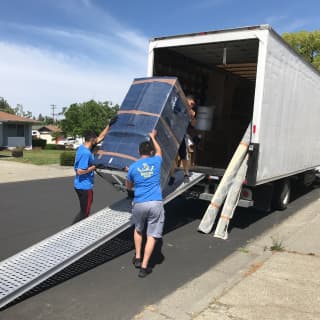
[255,31,320,184]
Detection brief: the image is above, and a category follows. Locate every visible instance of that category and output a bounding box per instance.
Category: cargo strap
[117,110,160,118]
[116,110,180,148]
[97,150,138,162]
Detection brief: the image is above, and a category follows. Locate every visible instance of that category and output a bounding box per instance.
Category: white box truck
[148,24,320,211]
[3,25,320,306]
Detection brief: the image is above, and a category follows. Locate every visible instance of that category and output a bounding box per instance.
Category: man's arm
[125,168,135,199]
[76,153,96,175]
[125,180,133,190]
[189,109,196,127]
[77,166,96,175]
[96,124,110,144]
[95,115,118,144]
[149,130,162,157]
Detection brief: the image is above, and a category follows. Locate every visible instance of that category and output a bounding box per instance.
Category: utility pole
[50,104,58,123]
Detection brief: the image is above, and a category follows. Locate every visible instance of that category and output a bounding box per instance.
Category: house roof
[33,124,62,132]
[0,111,39,124]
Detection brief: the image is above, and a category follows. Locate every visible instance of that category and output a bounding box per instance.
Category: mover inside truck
[152,38,259,170]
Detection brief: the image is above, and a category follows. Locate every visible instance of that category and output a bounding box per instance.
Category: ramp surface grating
[0,171,204,308]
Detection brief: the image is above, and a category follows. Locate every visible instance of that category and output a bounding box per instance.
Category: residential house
[32,124,63,144]
[0,111,38,148]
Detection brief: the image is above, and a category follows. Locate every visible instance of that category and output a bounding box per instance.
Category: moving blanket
[94,77,190,188]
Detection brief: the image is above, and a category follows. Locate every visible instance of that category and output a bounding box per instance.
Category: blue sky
[0,0,318,116]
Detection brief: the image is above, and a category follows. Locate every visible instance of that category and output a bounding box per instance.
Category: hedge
[44,144,57,150]
[32,139,47,148]
[60,151,76,166]
[45,144,65,150]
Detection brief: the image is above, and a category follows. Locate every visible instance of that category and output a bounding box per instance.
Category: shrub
[60,151,76,166]
[44,144,65,150]
[11,147,24,158]
[32,139,47,149]
[45,144,57,150]
[56,144,66,150]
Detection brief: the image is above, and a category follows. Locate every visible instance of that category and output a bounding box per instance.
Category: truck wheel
[272,179,291,210]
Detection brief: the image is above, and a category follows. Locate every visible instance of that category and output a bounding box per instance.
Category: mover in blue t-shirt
[73,118,116,223]
[126,130,165,278]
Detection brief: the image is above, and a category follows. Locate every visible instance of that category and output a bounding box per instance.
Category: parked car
[60,137,83,150]
[57,137,75,146]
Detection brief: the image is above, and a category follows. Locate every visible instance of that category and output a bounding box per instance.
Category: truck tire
[272,179,291,210]
[300,170,316,188]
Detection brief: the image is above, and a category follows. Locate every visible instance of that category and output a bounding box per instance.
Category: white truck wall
[255,31,320,184]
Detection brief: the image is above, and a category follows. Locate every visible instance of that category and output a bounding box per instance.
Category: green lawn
[0,149,67,165]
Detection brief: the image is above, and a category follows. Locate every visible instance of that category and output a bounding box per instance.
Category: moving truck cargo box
[94,77,190,188]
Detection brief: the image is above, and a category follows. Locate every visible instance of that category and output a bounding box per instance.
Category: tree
[14,104,33,118]
[283,30,320,70]
[61,100,119,137]
[43,116,55,125]
[37,113,44,122]
[0,97,15,114]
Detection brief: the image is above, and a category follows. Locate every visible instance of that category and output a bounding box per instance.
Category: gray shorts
[132,201,165,238]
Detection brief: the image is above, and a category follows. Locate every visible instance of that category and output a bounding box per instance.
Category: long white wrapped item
[198,124,251,234]
[214,154,249,239]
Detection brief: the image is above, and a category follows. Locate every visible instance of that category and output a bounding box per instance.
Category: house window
[17,125,25,137]
[7,124,25,137]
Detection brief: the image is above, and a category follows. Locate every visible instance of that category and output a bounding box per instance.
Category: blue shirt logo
[127,155,162,203]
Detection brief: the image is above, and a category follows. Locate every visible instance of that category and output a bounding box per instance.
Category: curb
[134,189,320,320]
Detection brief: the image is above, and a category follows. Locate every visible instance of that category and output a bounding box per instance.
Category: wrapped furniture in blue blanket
[94,77,190,188]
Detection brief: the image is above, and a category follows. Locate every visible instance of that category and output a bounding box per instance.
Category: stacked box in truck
[148,24,320,209]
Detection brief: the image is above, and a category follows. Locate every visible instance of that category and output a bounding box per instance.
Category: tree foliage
[0,98,33,117]
[61,100,119,137]
[283,30,320,70]
[14,104,32,118]
[0,97,15,114]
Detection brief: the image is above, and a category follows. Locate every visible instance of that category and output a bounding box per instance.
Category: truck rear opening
[152,38,258,169]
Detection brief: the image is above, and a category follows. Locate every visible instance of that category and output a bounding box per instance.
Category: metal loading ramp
[0,171,204,308]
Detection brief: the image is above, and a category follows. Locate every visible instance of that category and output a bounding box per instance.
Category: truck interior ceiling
[153,38,259,170]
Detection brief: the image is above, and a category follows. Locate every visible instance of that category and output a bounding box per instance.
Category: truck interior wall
[153,45,256,169]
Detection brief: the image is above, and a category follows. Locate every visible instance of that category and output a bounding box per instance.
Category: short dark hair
[186,94,196,102]
[84,130,97,142]
[139,141,154,156]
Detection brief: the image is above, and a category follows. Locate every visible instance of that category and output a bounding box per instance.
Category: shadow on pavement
[2,182,318,310]
[229,182,320,231]
[2,197,207,310]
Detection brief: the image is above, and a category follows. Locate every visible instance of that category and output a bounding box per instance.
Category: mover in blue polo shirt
[126,130,164,278]
[73,119,116,223]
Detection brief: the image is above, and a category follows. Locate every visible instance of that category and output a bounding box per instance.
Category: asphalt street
[0,176,318,320]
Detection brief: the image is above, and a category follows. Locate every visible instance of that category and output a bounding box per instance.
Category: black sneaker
[138,267,152,278]
[132,257,141,269]
[168,176,175,186]
[183,174,190,183]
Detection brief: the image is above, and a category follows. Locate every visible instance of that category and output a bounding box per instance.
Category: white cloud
[265,15,310,33]
[0,1,149,116]
[0,41,146,116]
[2,22,148,69]
[280,19,311,33]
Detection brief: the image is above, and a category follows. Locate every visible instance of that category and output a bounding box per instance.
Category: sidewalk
[0,160,74,183]
[134,189,320,320]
